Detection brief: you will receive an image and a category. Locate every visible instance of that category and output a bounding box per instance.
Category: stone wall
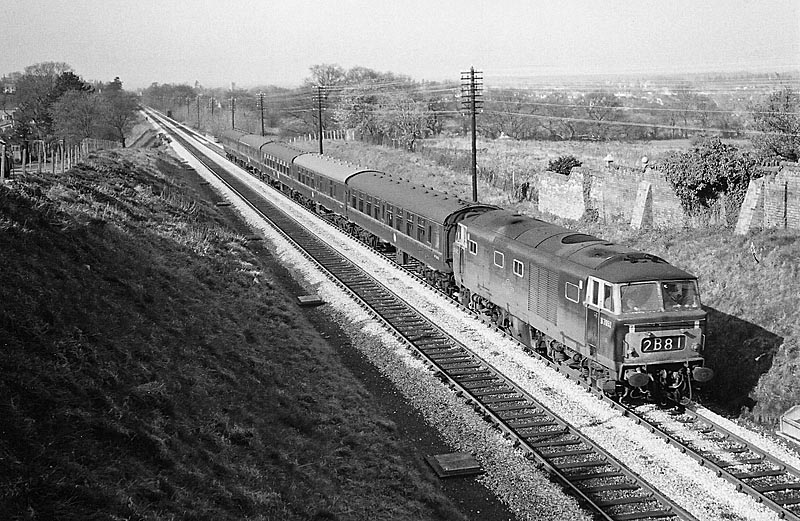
[537,161,800,232]
[537,170,585,220]
[538,164,684,227]
[735,163,800,234]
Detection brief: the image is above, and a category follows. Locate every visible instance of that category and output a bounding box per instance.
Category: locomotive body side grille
[529,265,558,325]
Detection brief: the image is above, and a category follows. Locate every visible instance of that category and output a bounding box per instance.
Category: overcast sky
[3,0,798,90]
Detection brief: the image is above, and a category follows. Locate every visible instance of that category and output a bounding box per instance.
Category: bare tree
[750,87,800,162]
[581,91,622,139]
[52,90,102,144]
[100,90,139,147]
[304,64,346,88]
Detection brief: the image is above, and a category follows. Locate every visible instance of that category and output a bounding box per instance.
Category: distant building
[0,106,16,132]
[0,72,20,94]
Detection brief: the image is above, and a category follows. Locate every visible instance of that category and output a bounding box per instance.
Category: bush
[657,138,759,221]
[547,155,582,175]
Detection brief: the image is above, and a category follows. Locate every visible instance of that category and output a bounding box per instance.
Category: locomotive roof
[219,129,247,142]
[239,134,274,150]
[470,210,695,283]
[262,142,310,163]
[294,153,379,184]
[348,172,480,223]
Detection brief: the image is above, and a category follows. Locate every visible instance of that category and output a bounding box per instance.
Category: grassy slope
[325,139,800,424]
[0,149,465,520]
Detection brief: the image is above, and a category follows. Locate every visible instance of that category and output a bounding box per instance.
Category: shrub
[547,155,582,175]
[656,138,759,222]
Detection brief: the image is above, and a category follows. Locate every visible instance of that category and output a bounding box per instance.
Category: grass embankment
[0,149,466,520]
[325,139,800,424]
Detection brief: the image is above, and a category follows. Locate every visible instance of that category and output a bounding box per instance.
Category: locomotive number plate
[641,336,684,352]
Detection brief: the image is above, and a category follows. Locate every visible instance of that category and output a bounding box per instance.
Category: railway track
[630,404,800,520]
[149,109,800,520]
[148,109,697,521]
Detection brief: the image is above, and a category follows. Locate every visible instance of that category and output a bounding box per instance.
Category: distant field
[421,136,753,171]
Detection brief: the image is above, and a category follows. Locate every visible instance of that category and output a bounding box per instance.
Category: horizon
[2,0,797,91]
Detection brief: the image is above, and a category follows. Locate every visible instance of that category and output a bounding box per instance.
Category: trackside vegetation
[0,149,472,520]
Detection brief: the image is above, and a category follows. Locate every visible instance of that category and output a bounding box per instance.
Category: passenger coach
[346,172,495,289]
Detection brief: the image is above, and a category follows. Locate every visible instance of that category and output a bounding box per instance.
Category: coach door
[454,223,468,283]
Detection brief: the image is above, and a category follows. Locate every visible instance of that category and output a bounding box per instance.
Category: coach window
[375,201,381,219]
[328,180,335,197]
[427,224,432,244]
[494,251,505,268]
[365,196,372,216]
[386,206,393,226]
[406,212,414,236]
[351,192,357,208]
[431,225,440,249]
[358,193,364,213]
[513,259,524,277]
[417,218,426,242]
[468,239,477,255]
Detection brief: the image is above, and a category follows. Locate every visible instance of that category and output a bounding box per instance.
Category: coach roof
[348,171,477,223]
[239,134,274,151]
[219,129,246,143]
[294,153,379,184]
[262,142,309,163]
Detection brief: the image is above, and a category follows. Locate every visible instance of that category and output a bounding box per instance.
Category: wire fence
[1,138,120,181]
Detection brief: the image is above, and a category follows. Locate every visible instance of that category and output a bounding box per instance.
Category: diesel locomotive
[218,128,713,402]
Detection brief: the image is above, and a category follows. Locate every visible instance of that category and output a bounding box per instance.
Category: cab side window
[587,278,616,313]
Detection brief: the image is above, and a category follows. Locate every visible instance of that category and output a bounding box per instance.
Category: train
[218,129,714,403]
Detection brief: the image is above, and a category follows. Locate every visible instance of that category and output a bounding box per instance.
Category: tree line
[142,64,798,159]
[0,62,140,154]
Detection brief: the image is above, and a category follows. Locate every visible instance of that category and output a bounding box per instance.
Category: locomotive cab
[586,276,713,400]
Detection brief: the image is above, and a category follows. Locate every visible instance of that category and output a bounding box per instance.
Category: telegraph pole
[196,96,200,128]
[460,67,483,202]
[258,92,266,136]
[313,86,325,154]
[230,97,236,129]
